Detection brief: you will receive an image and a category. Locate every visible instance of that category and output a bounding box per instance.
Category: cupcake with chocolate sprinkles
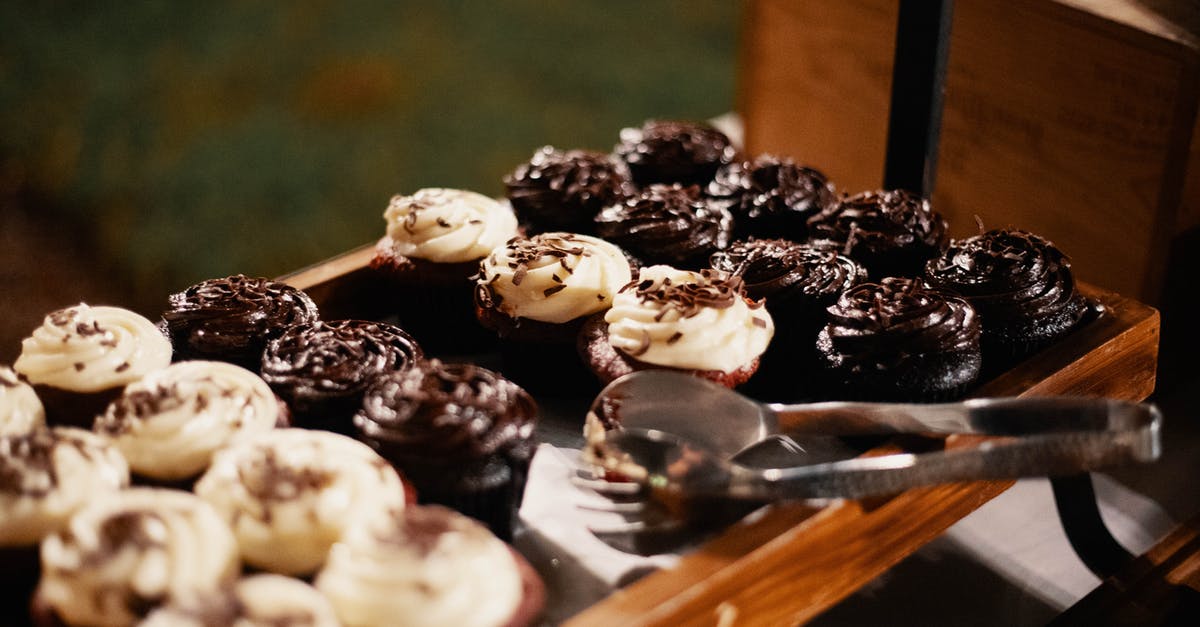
[260,319,423,433]
[579,265,774,388]
[817,277,982,401]
[614,119,738,187]
[505,146,634,235]
[707,155,836,241]
[594,183,733,270]
[807,189,949,280]
[1,365,45,436]
[711,239,867,399]
[354,360,537,540]
[160,274,319,372]
[141,574,341,627]
[474,232,633,393]
[925,228,1090,363]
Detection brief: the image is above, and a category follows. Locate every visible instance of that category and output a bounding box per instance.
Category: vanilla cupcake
[1,365,45,435]
[139,574,340,627]
[579,265,774,388]
[194,429,407,576]
[94,361,285,485]
[369,187,520,352]
[474,232,632,391]
[14,304,173,428]
[34,488,238,627]
[316,505,544,627]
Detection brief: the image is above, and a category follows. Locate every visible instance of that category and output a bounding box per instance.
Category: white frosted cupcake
[194,428,407,576]
[94,361,285,485]
[369,187,520,352]
[1,365,45,436]
[34,488,238,627]
[316,505,544,627]
[579,265,774,388]
[139,574,340,627]
[14,304,172,428]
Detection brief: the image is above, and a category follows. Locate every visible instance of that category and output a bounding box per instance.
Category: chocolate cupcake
[369,188,519,352]
[614,119,737,187]
[594,183,733,269]
[14,304,173,428]
[707,155,836,241]
[807,189,949,280]
[474,232,633,393]
[315,504,545,627]
[160,274,319,371]
[1,365,45,436]
[925,228,1090,363]
[34,488,239,627]
[579,265,774,388]
[94,360,285,485]
[710,239,867,399]
[260,319,422,433]
[354,360,537,540]
[505,146,633,235]
[816,277,982,402]
[140,574,341,627]
[195,428,408,576]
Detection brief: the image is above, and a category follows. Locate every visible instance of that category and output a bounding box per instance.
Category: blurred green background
[0,1,740,331]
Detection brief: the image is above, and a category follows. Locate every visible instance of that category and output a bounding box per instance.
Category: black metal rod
[883,0,954,197]
[1050,474,1135,579]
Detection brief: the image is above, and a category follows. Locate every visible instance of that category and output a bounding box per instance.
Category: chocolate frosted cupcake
[141,574,340,627]
[925,228,1090,362]
[1,365,45,436]
[94,361,285,485]
[354,360,537,540]
[260,319,422,433]
[369,188,519,352]
[594,183,732,269]
[707,155,836,241]
[579,265,774,388]
[817,277,982,401]
[505,146,633,235]
[160,274,319,371]
[614,119,737,187]
[807,189,949,280]
[315,504,545,627]
[14,304,173,428]
[711,239,867,399]
[474,232,633,393]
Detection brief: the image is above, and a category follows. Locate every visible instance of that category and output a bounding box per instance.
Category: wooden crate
[739,0,1200,304]
[282,243,1159,626]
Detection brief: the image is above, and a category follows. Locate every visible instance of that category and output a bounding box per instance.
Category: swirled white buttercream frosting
[14,304,173,393]
[604,265,774,372]
[95,361,281,481]
[383,188,519,263]
[37,488,239,627]
[476,232,632,323]
[1,365,45,435]
[139,574,340,627]
[194,428,406,576]
[316,505,523,627]
[0,427,129,546]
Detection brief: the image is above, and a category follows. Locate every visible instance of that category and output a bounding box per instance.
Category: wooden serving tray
[280,243,1161,626]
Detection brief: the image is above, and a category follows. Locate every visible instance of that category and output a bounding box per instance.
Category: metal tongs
[580,371,1162,507]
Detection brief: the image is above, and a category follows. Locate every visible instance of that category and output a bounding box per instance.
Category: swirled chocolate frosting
[710,239,867,307]
[355,360,537,471]
[505,146,634,234]
[925,229,1088,344]
[162,275,319,369]
[614,120,737,186]
[819,277,981,373]
[807,189,949,279]
[594,184,732,268]
[261,320,422,415]
[707,156,836,240]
